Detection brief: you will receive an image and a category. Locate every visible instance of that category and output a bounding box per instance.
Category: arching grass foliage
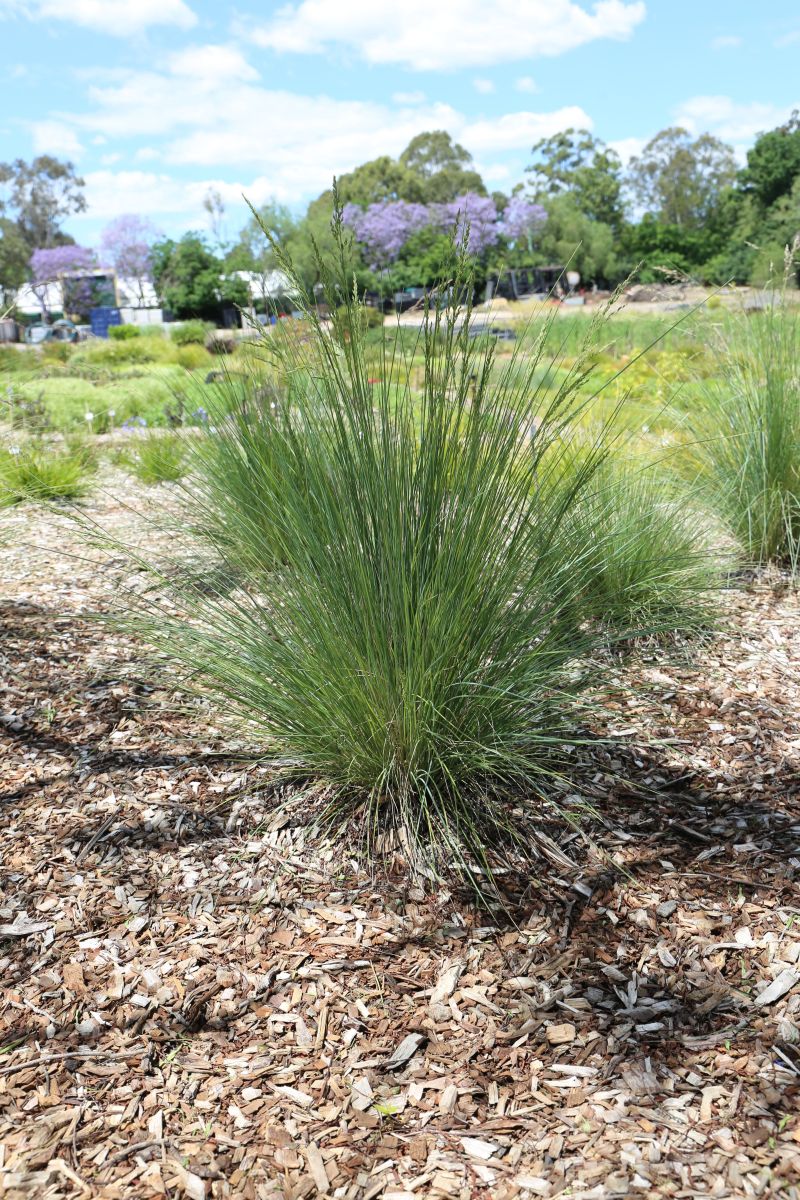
[126,215,716,884]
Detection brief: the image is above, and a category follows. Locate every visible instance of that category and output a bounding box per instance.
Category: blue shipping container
[90,307,122,338]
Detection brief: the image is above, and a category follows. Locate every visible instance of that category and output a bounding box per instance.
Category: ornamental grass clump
[130,213,712,881]
[0,438,96,506]
[682,287,800,564]
[122,431,188,484]
[542,446,722,634]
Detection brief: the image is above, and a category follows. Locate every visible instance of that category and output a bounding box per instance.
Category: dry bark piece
[384,1032,426,1069]
[545,1023,576,1045]
[753,968,799,1007]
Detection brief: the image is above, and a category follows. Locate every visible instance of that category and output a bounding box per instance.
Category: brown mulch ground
[1,474,799,1199]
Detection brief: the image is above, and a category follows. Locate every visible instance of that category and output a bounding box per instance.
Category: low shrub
[11,372,182,431]
[109,324,141,340]
[39,341,72,365]
[0,438,96,505]
[171,320,213,346]
[71,339,158,366]
[175,343,212,370]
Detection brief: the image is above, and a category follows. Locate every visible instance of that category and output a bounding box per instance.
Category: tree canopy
[526,128,624,228]
[151,234,248,320]
[627,127,737,228]
[741,112,800,210]
[0,156,86,249]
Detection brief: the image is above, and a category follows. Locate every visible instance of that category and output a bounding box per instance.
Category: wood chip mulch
[1,475,799,1199]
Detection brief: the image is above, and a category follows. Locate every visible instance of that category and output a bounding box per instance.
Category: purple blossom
[29,245,97,316]
[499,196,547,247]
[99,215,159,304]
[343,200,430,267]
[344,193,507,264]
[433,193,500,256]
[30,244,96,286]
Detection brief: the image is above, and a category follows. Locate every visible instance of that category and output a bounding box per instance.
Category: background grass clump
[121,431,188,484]
[0,438,97,506]
[546,445,723,632]
[682,294,800,564]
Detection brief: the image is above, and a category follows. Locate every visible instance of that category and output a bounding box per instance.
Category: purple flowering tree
[342,200,430,269]
[499,196,547,254]
[433,193,500,256]
[343,193,505,270]
[100,214,159,305]
[29,244,96,318]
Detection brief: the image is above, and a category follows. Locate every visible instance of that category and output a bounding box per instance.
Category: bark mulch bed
[1,479,799,1199]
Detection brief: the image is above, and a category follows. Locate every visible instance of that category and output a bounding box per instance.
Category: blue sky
[2,0,800,247]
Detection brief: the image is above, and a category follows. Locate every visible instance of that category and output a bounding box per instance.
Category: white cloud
[0,0,197,35]
[775,30,800,48]
[675,95,797,145]
[710,35,742,49]
[53,54,590,206]
[73,169,309,228]
[473,78,495,94]
[30,120,84,158]
[608,135,646,163]
[476,162,512,183]
[76,170,208,220]
[515,76,539,93]
[461,106,591,153]
[392,90,426,105]
[248,0,646,71]
[168,44,259,83]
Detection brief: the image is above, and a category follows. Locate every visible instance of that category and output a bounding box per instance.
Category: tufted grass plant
[128,214,713,883]
[121,431,188,484]
[120,428,189,483]
[544,445,722,633]
[682,289,800,564]
[0,437,97,506]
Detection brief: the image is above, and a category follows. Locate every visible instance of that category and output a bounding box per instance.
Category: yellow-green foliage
[174,343,213,370]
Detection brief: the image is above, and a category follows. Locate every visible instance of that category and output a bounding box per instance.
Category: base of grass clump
[0,438,97,506]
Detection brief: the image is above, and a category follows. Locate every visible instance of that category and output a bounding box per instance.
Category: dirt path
[1,475,799,1198]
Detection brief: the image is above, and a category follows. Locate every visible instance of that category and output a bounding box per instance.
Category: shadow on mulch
[1,596,250,808]
[461,741,800,1094]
